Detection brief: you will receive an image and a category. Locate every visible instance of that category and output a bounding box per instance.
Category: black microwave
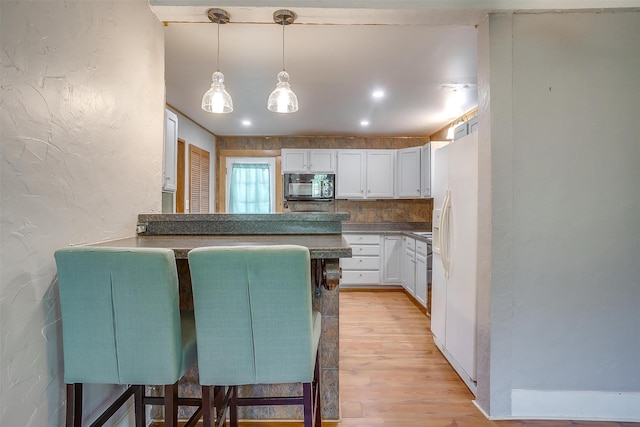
[284,173,335,201]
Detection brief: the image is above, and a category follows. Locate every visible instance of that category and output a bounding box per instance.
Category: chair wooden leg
[314,353,322,426]
[202,385,213,427]
[303,382,313,427]
[65,384,73,427]
[66,383,82,427]
[134,385,145,427]
[213,386,223,426]
[72,383,83,427]
[164,383,178,427]
[229,386,238,427]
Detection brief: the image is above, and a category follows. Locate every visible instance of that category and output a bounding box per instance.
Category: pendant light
[201,8,233,114]
[267,9,298,113]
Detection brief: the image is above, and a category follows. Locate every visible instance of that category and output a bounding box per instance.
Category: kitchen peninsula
[91,212,351,421]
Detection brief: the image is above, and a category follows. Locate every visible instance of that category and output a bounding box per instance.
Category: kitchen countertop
[90,234,352,260]
[342,222,432,242]
[138,212,350,235]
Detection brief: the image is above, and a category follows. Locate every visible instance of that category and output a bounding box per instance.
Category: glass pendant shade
[268,70,298,113]
[202,71,233,113]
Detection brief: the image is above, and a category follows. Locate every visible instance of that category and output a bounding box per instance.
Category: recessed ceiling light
[372,90,385,99]
[242,120,251,126]
[360,120,370,126]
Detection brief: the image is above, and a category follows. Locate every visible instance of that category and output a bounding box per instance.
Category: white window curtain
[229,163,271,213]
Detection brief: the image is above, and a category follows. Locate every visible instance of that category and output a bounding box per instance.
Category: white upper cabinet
[309,150,336,173]
[336,150,366,198]
[281,149,306,172]
[336,150,395,199]
[163,108,178,192]
[421,141,449,198]
[396,146,422,198]
[421,144,432,197]
[282,149,336,173]
[366,150,395,198]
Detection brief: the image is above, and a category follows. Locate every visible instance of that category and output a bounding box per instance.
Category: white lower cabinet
[400,236,429,308]
[415,239,429,307]
[382,234,402,283]
[402,236,416,295]
[342,233,427,298]
[341,234,381,286]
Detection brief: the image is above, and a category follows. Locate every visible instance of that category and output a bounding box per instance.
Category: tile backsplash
[218,135,433,225]
[337,198,433,223]
[285,198,433,224]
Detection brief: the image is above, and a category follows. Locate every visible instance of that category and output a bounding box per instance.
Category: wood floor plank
[337,291,635,427]
[155,291,636,427]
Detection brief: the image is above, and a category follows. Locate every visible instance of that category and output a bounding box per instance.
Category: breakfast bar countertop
[91,233,352,260]
[85,212,350,422]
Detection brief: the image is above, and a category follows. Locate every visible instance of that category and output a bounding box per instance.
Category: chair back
[54,247,187,385]
[188,245,317,386]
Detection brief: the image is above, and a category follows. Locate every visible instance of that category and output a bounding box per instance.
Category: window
[226,157,276,213]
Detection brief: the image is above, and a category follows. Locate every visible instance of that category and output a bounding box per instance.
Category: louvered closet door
[189,145,210,213]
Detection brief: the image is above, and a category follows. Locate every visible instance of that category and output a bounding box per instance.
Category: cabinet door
[403,247,416,295]
[336,150,366,198]
[382,235,402,283]
[366,150,395,198]
[423,141,449,198]
[397,147,421,198]
[415,253,428,307]
[308,150,336,173]
[163,109,178,192]
[281,149,308,173]
[421,144,431,197]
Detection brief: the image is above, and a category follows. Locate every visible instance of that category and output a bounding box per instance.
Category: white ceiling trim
[149,0,640,24]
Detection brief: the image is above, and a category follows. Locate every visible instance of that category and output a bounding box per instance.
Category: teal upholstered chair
[54,247,200,427]
[188,245,322,427]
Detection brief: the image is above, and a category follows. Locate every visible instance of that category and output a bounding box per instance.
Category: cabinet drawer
[341,256,380,270]
[350,245,380,256]
[405,237,416,251]
[416,240,428,255]
[343,234,380,245]
[341,270,381,284]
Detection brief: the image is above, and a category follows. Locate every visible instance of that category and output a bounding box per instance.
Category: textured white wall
[0,1,165,426]
[476,10,640,420]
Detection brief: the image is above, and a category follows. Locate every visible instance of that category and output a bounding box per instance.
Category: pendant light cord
[216,22,221,72]
[281,21,285,71]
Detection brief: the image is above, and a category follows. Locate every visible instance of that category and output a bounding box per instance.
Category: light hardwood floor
[161,290,637,427]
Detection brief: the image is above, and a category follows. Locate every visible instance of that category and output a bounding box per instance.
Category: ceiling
[161,6,483,137]
[157,2,637,138]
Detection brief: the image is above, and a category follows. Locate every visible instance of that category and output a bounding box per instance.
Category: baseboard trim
[403,290,428,315]
[509,389,640,422]
[432,334,477,396]
[339,285,404,292]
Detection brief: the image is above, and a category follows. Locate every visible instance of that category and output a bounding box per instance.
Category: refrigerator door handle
[441,189,451,278]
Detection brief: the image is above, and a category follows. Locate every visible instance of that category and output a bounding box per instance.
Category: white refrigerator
[431,130,478,394]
